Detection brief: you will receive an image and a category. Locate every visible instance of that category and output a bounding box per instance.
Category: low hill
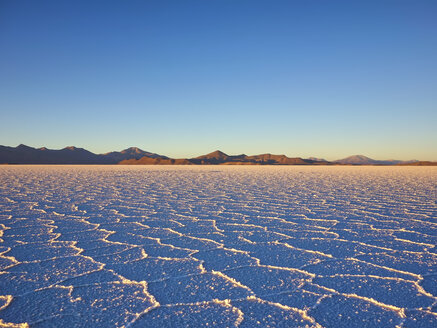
[335,155,380,165]
[245,154,316,165]
[119,157,192,165]
[195,150,230,161]
[192,150,247,164]
[335,155,419,165]
[397,161,437,166]
[122,151,326,165]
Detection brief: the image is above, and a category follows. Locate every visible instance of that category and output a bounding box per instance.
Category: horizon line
[1,143,435,163]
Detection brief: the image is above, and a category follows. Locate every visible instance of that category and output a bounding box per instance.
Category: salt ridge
[0,165,436,327]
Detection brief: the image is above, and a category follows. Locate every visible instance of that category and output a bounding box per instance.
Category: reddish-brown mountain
[1,145,435,165]
[119,157,193,165]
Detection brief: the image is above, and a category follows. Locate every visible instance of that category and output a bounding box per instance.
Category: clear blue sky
[1,0,436,160]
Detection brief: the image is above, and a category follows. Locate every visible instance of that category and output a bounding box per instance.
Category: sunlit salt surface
[0,165,436,327]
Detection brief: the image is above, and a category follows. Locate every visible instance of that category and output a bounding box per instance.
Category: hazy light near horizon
[0,0,436,161]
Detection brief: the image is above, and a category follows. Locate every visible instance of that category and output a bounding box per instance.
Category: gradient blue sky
[1,0,436,160]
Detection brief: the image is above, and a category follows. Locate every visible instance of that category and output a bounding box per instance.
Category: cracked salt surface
[0,165,436,327]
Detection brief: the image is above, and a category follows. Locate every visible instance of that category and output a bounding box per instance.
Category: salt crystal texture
[0,165,436,327]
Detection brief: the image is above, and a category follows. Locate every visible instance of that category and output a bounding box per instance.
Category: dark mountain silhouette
[0,145,165,164]
[0,145,434,165]
[0,144,109,164]
[103,147,167,162]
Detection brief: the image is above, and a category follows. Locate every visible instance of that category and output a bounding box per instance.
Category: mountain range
[0,144,164,164]
[0,145,435,165]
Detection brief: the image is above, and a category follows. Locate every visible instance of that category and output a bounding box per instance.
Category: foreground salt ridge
[0,166,435,327]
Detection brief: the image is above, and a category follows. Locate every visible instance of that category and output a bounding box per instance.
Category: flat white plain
[0,165,436,327]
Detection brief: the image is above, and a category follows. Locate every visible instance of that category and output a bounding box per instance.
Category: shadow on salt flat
[81,243,132,257]
[312,275,434,308]
[420,275,437,296]
[393,231,437,245]
[262,283,326,309]
[160,236,222,251]
[0,283,155,328]
[59,269,122,286]
[357,252,437,275]
[1,226,54,237]
[92,246,146,264]
[1,257,102,294]
[303,258,417,280]
[147,272,253,304]
[0,287,74,325]
[0,257,16,270]
[141,242,194,258]
[56,229,111,242]
[130,302,241,328]
[283,237,383,258]
[403,309,437,328]
[308,295,400,328]
[50,219,98,233]
[5,242,81,262]
[137,218,184,229]
[192,248,258,271]
[231,298,316,327]
[2,233,58,244]
[234,242,329,268]
[105,231,158,246]
[106,257,202,282]
[224,266,311,295]
[1,166,436,327]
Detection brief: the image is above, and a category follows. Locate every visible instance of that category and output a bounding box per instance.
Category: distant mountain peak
[308,157,327,162]
[347,155,372,160]
[16,144,33,150]
[335,155,378,165]
[103,147,167,161]
[195,150,229,160]
[122,147,145,154]
[209,150,228,157]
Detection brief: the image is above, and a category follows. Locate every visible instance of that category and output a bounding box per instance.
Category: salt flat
[0,165,436,327]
